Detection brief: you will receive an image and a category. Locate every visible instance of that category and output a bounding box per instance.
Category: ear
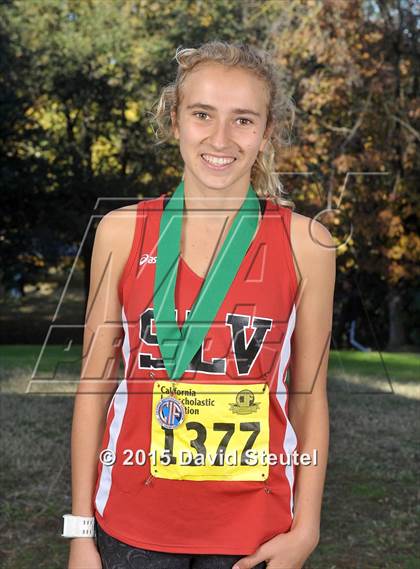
[171,110,180,140]
[259,122,274,153]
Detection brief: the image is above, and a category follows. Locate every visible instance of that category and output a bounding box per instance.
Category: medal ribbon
[153,179,260,380]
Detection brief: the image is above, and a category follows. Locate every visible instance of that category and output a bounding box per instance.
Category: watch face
[62,515,71,537]
[61,517,68,537]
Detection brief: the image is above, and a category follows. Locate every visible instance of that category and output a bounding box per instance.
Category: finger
[232,551,267,569]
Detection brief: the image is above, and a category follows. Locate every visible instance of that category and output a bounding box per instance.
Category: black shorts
[95,520,267,569]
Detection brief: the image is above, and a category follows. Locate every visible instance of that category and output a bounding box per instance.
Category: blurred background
[0,1,418,568]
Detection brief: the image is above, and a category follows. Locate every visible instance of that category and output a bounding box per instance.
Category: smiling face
[171,62,273,194]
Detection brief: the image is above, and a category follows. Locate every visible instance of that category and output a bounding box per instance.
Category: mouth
[200,153,237,170]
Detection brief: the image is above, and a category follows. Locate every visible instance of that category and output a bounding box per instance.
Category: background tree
[264,0,419,349]
[1,0,418,349]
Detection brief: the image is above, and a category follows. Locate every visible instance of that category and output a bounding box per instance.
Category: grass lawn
[0,347,418,568]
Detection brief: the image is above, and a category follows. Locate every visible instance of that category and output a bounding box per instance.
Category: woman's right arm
[68,206,136,568]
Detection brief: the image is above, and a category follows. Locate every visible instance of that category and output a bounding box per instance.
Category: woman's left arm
[286,214,336,553]
[233,215,336,569]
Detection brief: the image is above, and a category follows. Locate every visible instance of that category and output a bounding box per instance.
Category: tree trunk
[387,291,407,350]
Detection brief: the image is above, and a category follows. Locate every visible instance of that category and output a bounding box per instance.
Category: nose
[207,118,232,150]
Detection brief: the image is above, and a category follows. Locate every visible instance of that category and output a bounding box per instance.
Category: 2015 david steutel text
[119,448,318,467]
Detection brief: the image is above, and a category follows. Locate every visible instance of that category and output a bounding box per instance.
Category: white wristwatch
[61,514,96,538]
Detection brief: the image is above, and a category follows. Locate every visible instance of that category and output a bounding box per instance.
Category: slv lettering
[138,307,273,376]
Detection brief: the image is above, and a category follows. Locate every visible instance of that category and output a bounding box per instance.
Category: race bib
[150,380,270,481]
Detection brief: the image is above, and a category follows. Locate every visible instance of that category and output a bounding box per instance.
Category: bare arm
[288,214,336,548]
[67,208,137,569]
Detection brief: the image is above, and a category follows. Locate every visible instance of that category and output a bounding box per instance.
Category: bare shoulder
[289,210,336,283]
[95,202,140,253]
[89,203,142,293]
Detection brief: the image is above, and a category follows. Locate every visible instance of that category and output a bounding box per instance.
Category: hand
[68,537,102,569]
[231,528,319,569]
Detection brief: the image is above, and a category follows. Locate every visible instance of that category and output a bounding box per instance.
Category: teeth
[202,154,235,165]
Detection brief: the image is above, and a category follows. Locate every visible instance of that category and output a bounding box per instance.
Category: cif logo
[155,397,185,429]
[139,253,157,266]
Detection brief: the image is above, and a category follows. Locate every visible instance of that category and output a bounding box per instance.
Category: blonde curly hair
[149,40,296,209]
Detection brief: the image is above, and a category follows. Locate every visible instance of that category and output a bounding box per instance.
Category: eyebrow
[186,103,261,118]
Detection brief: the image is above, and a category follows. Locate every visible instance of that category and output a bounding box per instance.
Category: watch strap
[62,514,96,538]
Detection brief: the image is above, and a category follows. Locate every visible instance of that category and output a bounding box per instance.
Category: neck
[182,170,253,216]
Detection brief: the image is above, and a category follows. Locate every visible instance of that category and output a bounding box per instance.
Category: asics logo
[139,254,157,266]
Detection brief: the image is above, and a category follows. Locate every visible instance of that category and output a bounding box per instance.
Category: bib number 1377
[162,420,261,466]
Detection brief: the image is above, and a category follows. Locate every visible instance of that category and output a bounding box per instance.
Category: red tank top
[93,193,299,554]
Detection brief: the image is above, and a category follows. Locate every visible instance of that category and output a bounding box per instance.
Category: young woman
[65,41,336,569]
